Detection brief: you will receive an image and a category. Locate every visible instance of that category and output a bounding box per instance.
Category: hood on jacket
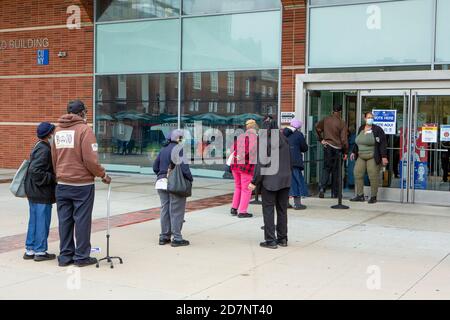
[57,114,86,128]
[283,126,296,137]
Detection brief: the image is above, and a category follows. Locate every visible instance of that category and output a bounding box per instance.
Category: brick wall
[0,0,94,169]
[281,0,307,112]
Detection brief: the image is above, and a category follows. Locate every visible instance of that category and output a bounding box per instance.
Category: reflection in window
[181,70,278,173]
[193,73,202,90]
[182,11,281,71]
[183,0,280,15]
[210,72,219,93]
[95,73,178,167]
[246,79,251,97]
[227,72,235,96]
[97,0,180,22]
[308,0,433,68]
[96,20,180,74]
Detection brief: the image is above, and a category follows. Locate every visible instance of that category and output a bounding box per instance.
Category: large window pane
[310,0,393,5]
[183,0,280,15]
[96,20,180,74]
[436,0,450,63]
[181,70,278,174]
[308,0,433,68]
[96,0,180,22]
[182,11,280,71]
[95,74,178,168]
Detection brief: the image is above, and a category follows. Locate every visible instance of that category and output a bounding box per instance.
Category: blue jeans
[25,202,52,254]
[289,167,309,197]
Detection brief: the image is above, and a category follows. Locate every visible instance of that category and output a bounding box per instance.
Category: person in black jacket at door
[23,122,57,262]
[249,118,292,249]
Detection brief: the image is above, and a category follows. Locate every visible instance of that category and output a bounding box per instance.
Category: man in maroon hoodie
[52,100,111,267]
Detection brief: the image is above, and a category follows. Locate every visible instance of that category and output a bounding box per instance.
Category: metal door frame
[358,90,411,203]
[410,89,450,206]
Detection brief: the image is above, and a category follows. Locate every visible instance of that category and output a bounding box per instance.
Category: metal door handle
[419,149,448,152]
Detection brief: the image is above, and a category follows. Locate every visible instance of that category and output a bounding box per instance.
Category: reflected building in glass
[94,0,281,176]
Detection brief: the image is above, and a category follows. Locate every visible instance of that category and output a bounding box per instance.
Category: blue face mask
[366,118,374,126]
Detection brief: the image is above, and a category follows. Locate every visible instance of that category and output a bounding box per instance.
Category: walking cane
[331,151,349,210]
[96,183,124,269]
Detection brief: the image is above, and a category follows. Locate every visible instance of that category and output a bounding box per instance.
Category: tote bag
[9,160,30,198]
[167,165,192,197]
[9,141,41,198]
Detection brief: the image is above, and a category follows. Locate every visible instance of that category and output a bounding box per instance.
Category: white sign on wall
[281,112,296,124]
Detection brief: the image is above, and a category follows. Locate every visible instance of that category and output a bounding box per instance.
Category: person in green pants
[350,112,388,204]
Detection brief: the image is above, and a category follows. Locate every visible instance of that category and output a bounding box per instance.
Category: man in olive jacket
[52,100,111,267]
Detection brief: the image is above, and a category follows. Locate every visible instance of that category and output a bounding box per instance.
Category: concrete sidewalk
[1,175,450,299]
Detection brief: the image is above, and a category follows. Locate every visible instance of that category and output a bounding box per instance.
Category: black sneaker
[277,239,288,247]
[293,204,307,210]
[230,208,238,216]
[74,257,98,267]
[58,259,74,267]
[318,191,325,198]
[159,238,171,245]
[350,194,365,202]
[34,253,56,262]
[260,241,278,249]
[171,239,190,247]
[23,253,35,260]
[368,197,377,204]
[238,213,253,218]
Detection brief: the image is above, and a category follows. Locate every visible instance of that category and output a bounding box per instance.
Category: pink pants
[231,170,253,214]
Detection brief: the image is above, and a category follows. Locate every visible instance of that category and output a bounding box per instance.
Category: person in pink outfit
[230,119,259,218]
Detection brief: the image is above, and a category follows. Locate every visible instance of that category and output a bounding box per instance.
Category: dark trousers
[56,184,95,264]
[261,186,289,243]
[442,151,449,182]
[320,146,341,196]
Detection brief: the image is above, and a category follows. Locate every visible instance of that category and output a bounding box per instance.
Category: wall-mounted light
[57,51,67,58]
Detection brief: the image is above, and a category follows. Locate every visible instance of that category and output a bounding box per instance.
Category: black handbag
[167,164,192,197]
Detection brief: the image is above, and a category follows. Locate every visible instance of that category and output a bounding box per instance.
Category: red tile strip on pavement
[0,193,233,255]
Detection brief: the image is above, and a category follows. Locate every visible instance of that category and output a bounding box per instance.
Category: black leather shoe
[238,213,253,218]
[350,194,365,202]
[171,239,190,247]
[230,208,238,216]
[159,239,171,245]
[34,253,56,262]
[23,253,35,260]
[368,197,377,204]
[277,239,288,247]
[260,241,278,249]
[293,204,307,210]
[74,257,98,267]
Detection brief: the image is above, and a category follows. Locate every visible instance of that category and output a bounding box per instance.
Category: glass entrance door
[359,90,409,202]
[411,90,450,205]
[359,89,450,205]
